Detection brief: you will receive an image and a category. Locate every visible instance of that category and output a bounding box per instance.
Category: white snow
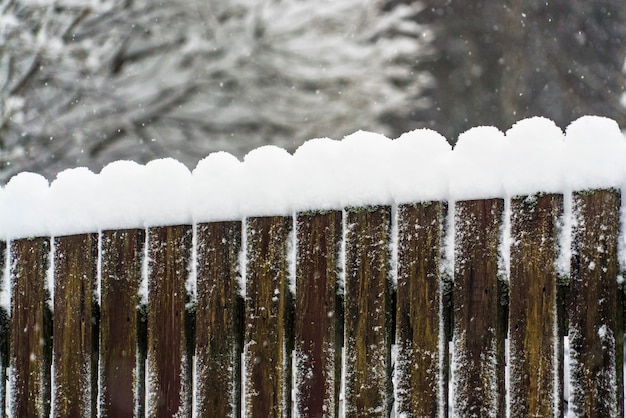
[46,239,54,310]
[142,159,193,227]
[0,172,50,239]
[390,129,451,204]
[92,160,148,232]
[239,145,294,217]
[499,198,512,282]
[47,167,100,237]
[291,137,344,212]
[336,131,395,208]
[0,116,624,239]
[139,231,149,306]
[238,221,247,299]
[191,152,243,223]
[617,189,626,278]
[556,191,574,280]
[503,117,566,197]
[0,243,10,311]
[564,116,626,192]
[449,125,507,200]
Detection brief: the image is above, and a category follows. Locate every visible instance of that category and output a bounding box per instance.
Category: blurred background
[1,0,625,182]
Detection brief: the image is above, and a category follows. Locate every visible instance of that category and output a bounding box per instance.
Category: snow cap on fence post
[191,151,243,223]
[338,131,393,208]
[47,167,101,237]
[390,128,451,203]
[449,126,507,200]
[292,137,344,212]
[0,172,50,239]
[93,160,148,231]
[240,145,294,217]
[503,117,566,197]
[564,115,626,192]
[141,158,192,227]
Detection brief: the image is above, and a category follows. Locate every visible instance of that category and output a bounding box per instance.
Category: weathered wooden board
[569,189,623,417]
[136,303,147,418]
[395,202,446,417]
[99,229,144,417]
[509,194,563,417]
[195,221,243,418]
[3,187,626,417]
[147,225,193,417]
[294,211,342,417]
[52,233,98,417]
[453,198,505,417]
[10,237,52,418]
[439,201,452,418]
[344,206,393,417]
[244,216,293,418]
[0,241,8,418]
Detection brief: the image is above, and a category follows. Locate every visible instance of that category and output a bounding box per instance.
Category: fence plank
[245,216,293,418]
[10,237,52,418]
[344,206,393,417]
[509,194,563,417]
[147,225,193,417]
[195,221,243,418]
[53,234,98,417]
[3,188,625,416]
[0,241,8,418]
[439,201,453,418]
[396,202,446,417]
[294,211,342,418]
[569,189,623,417]
[99,229,144,417]
[453,199,505,417]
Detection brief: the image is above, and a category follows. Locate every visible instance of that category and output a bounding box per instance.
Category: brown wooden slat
[136,304,148,418]
[453,198,505,417]
[99,229,144,418]
[395,202,446,417]
[195,221,243,418]
[0,240,8,418]
[52,233,98,417]
[147,225,193,417]
[10,237,52,418]
[440,201,453,418]
[569,189,622,417]
[244,216,293,418]
[344,206,393,417]
[294,211,342,417]
[509,194,563,417]
[618,284,625,418]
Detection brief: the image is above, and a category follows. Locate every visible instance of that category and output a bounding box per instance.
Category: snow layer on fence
[0,115,625,239]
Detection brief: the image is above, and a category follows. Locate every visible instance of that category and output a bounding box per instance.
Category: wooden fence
[0,189,623,417]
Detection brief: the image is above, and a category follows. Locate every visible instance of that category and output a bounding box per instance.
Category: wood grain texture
[53,234,98,417]
[147,225,193,418]
[395,202,446,417]
[344,206,393,417]
[453,199,505,417]
[569,189,623,417]
[195,221,243,418]
[509,194,563,417]
[294,211,342,418]
[244,216,293,418]
[99,229,144,418]
[0,241,8,418]
[10,237,52,418]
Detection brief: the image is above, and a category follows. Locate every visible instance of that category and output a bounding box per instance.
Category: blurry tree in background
[2,0,626,183]
[0,0,427,182]
[408,0,626,141]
